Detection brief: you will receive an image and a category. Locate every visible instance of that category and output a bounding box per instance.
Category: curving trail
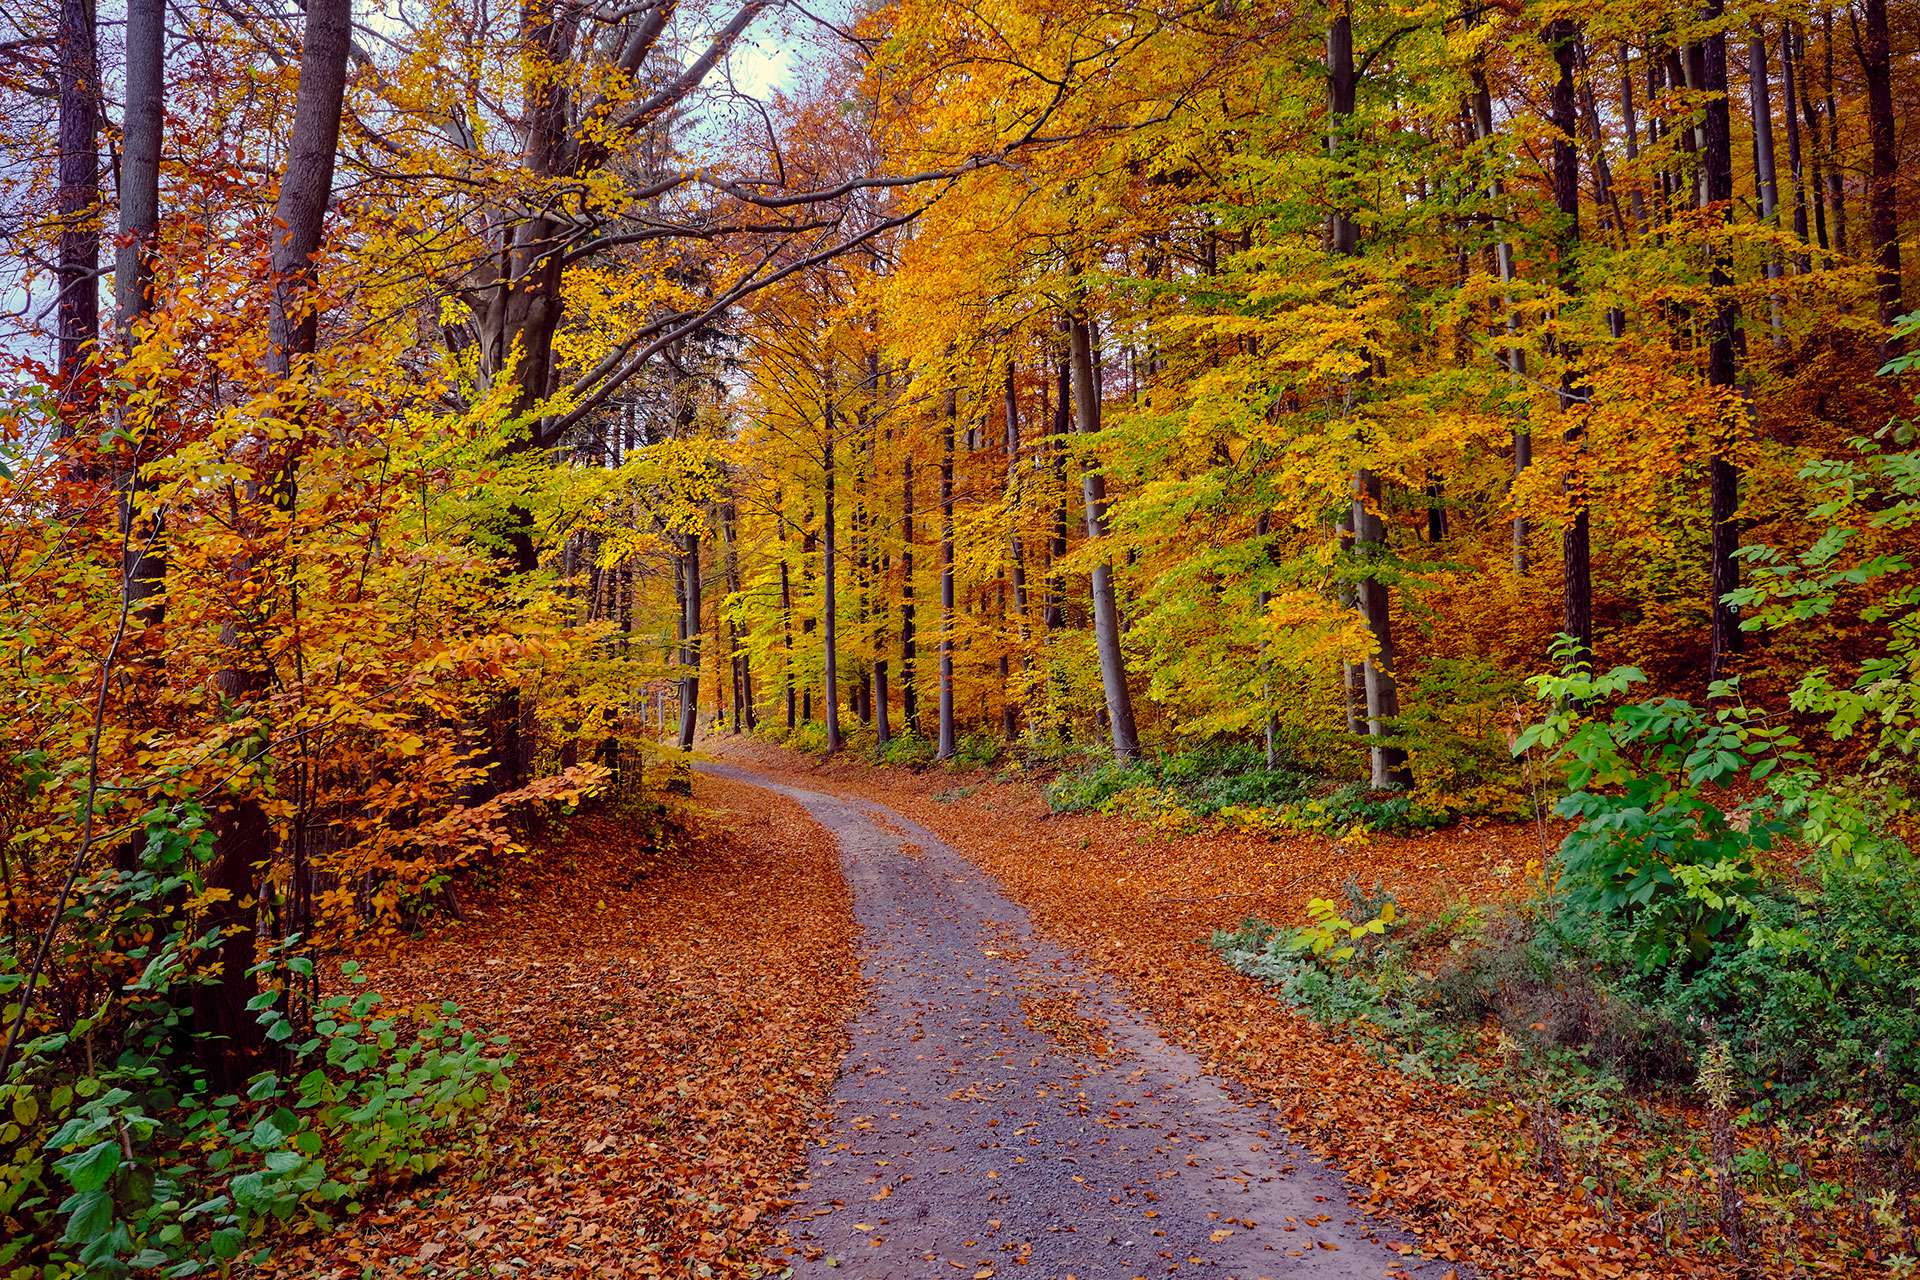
[696,761,1447,1280]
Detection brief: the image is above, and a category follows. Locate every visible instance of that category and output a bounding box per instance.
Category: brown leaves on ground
[700,737,1720,1280]
[260,773,857,1279]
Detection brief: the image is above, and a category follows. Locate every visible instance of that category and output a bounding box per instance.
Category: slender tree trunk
[725,500,746,734]
[1701,5,1744,683]
[1005,363,1030,740]
[678,529,701,748]
[779,493,795,731]
[1351,473,1411,788]
[1046,353,1070,630]
[1470,69,1530,574]
[204,0,353,1089]
[938,392,957,759]
[823,402,842,754]
[1823,11,1845,257]
[1797,25,1830,258]
[1858,0,1903,354]
[1782,24,1811,273]
[1071,312,1140,761]
[1329,6,1408,787]
[116,0,166,620]
[1255,511,1279,768]
[55,0,99,423]
[1750,23,1783,345]
[1618,44,1647,238]
[901,455,919,735]
[1548,17,1594,671]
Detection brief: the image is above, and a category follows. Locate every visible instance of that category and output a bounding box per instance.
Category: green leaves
[53,1138,120,1193]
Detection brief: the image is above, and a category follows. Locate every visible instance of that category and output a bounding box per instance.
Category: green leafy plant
[2,802,511,1277]
[1515,646,1806,972]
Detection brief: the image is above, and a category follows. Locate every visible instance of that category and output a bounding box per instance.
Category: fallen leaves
[699,737,1702,1279]
[259,774,858,1277]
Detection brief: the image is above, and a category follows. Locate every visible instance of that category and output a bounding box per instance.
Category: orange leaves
[265,772,859,1277]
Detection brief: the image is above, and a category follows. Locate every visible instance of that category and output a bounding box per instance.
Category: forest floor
[691,737,1719,1280]
[263,738,1725,1280]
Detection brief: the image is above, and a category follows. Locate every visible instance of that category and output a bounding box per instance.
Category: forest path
[696,760,1436,1280]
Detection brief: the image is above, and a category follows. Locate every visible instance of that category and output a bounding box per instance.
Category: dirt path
[699,761,1439,1280]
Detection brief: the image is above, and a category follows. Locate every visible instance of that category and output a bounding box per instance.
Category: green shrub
[1044,759,1157,812]
[1515,652,1806,972]
[1,803,510,1277]
[878,729,933,765]
[950,728,1003,770]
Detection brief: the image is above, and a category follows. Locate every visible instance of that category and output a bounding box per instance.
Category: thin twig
[0,504,167,1080]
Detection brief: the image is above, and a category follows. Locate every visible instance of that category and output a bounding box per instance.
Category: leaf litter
[258,772,859,1279]
[700,737,1744,1280]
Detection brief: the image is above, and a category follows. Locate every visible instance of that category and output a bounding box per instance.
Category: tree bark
[938,391,957,759]
[678,529,701,749]
[1700,5,1744,683]
[1548,17,1593,671]
[1823,11,1844,257]
[55,0,99,421]
[1046,353,1070,630]
[901,455,919,735]
[203,0,353,1089]
[1071,312,1140,761]
[1469,70,1530,574]
[1858,0,1904,353]
[1352,474,1411,788]
[115,0,166,620]
[1005,363,1030,740]
[823,399,843,754]
[1781,24,1811,273]
[1749,23,1783,344]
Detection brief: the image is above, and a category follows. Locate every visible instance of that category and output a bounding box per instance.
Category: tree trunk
[678,529,701,749]
[1046,354,1070,630]
[1255,511,1279,768]
[55,0,99,423]
[1005,363,1030,740]
[901,456,919,735]
[1469,70,1530,574]
[1823,11,1844,257]
[1750,23,1783,345]
[1548,17,1594,671]
[1858,0,1903,354]
[1781,24,1811,273]
[116,0,166,620]
[823,402,842,754]
[1071,313,1140,761]
[779,493,795,731]
[1352,473,1411,788]
[1699,9,1743,684]
[203,0,353,1089]
[938,392,957,759]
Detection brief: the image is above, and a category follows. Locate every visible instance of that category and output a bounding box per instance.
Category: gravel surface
[698,762,1450,1280]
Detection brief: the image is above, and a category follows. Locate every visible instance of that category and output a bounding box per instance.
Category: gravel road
[697,761,1447,1280]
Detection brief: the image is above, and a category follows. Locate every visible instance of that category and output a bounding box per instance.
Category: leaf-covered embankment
[260,773,858,1279]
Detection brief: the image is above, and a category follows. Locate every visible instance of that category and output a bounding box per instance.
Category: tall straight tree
[678,528,702,748]
[1698,3,1743,683]
[1070,308,1140,761]
[116,0,166,618]
[1858,0,1903,353]
[1004,362,1030,739]
[203,0,354,1086]
[822,396,843,753]
[54,0,98,419]
[901,450,919,734]
[1327,3,1409,788]
[937,388,957,758]
[1547,17,1592,670]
